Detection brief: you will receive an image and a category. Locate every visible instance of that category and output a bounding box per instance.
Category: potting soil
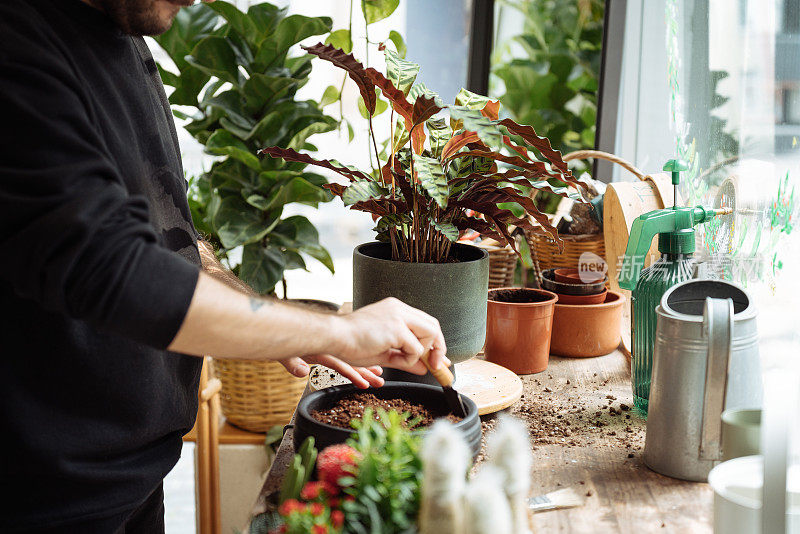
[311,393,462,430]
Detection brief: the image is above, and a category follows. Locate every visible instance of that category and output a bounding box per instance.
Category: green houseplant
[261,44,587,382]
[492,0,603,212]
[154,1,337,295]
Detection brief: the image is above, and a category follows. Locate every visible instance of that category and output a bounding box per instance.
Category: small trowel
[420,349,468,418]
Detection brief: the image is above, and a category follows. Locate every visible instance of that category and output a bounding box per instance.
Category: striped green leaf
[414,154,449,208]
[431,220,458,242]
[342,180,390,205]
[448,106,503,150]
[384,49,419,95]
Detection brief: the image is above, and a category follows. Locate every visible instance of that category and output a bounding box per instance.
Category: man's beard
[92,0,185,36]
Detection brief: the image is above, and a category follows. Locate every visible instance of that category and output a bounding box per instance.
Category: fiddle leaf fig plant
[261,44,589,264]
[154,1,337,294]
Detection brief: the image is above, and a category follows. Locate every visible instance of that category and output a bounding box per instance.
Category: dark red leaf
[498,118,569,174]
[364,68,413,122]
[259,146,370,183]
[440,131,480,161]
[481,100,500,120]
[302,43,376,114]
[411,94,443,126]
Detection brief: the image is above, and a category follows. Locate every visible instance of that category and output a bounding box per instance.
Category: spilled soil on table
[311,392,462,430]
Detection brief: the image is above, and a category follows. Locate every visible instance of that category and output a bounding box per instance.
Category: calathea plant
[154,2,337,294]
[261,44,588,264]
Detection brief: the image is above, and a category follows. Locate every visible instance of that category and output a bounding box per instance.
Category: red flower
[331,510,345,528]
[327,497,341,509]
[278,498,304,516]
[312,525,329,534]
[309,502,325,517]
[300,481,324,500]
[316,444,360,488]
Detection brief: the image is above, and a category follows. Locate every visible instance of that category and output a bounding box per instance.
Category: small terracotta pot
[553,267,604,284]
[485,288,558,374]
[550,291,626,358]
[553,268,582,284]
[554,289,608,305]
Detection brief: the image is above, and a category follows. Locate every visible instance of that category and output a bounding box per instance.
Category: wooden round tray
[309,358,523,416]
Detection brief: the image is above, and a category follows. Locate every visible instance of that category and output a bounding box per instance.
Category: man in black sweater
[0,0,448,532]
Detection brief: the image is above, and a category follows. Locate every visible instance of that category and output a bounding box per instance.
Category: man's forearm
[168,271,342,360]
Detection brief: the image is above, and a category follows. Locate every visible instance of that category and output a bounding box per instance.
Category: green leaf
[186,36,241,85]
[388,30,406,58]
[212,196,272,248]
[448,106,503,150]
[265,177,332,211]
[240,244,285,294]
[286,117,338,151]
[362,0,400,24]
[254,14,332,69]
[426,118,450,158]
[205,130,261,170]
[413,155,449,208]
[454,87,492,109]
[241,74,299,115]
[342,180,390,205]
[325,28,353,53]
[271,216,334,272]
[358,88,389,118]
[245,193,270,210]
[431,220,458,242]
[384,49,419,95]
[208,1,259,47]
[320,85,340,107]
[154,3,218,70]
[247,2,285,38]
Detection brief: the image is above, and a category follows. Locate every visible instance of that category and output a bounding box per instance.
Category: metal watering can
[644,279,762,481]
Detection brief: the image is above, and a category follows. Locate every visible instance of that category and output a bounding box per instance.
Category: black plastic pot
[353,242,489,385]
[541,268,607,295]
[293,382,482,460]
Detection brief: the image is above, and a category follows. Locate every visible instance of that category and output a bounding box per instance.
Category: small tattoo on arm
[249,297,267,312]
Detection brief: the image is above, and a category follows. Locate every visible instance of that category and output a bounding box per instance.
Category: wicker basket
[487,246,517,289]
[529,230,606,274]
[211,358,307,433]
[527,150,643,282]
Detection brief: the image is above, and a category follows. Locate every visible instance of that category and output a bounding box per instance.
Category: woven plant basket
[211,358,306,433]
[487,245,517,289]
[527,150,644,282]
[529,230,606,273]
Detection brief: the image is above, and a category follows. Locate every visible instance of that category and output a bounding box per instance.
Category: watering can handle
[699,297,734,461]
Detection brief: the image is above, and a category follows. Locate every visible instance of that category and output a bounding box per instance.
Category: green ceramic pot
[353,242,489,385]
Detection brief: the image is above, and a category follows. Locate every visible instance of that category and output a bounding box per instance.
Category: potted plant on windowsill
[260,44,587,383]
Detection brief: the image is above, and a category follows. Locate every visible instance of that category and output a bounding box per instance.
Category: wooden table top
[251,351,713,533]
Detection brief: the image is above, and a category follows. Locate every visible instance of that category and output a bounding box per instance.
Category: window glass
[614,0,800,364]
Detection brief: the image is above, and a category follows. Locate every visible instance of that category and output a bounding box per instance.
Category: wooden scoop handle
[419,349,454,387]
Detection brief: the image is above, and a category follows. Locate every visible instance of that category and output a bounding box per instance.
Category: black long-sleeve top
[0,0,204,529]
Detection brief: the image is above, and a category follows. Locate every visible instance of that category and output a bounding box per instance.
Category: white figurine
[486,415,533,534]
[464,465,513,534]
[419,420,470,534]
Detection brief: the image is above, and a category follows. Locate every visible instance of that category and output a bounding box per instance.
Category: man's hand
[276,298,449,389]
[335,298,449,372]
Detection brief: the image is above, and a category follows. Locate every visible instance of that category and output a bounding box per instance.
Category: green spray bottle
[618,159,731,414]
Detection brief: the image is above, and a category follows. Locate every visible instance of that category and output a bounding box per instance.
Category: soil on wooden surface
[489,288,553,303]
[471,369,645,472]
[311,393,462,430]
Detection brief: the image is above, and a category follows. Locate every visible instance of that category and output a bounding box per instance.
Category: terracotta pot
[550,291,626,357]
[485,288,558,375]
[554,289,608,305]
[553,267,604,284]
[541,269,607,295]
[553,268,582,283]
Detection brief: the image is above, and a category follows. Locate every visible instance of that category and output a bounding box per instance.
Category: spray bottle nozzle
[662,159,689,210]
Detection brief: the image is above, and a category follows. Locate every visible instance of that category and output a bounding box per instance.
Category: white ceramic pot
[708,456,800,534]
